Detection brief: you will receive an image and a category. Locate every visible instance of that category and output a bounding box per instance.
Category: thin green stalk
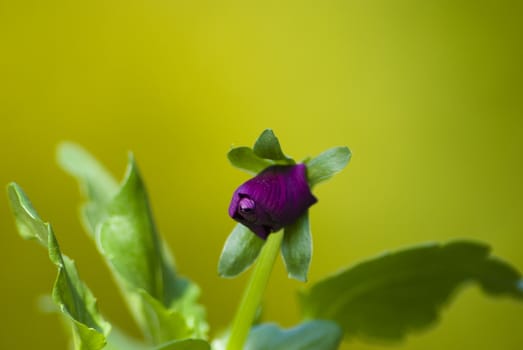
[226,232,283,350]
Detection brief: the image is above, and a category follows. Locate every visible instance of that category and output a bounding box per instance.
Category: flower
[228,164,317,239]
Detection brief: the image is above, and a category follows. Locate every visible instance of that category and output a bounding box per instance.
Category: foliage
[6,130,523,349]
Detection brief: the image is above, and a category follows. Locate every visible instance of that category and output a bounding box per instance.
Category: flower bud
[228,164,317,239]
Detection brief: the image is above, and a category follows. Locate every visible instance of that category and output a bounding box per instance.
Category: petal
[228,191,241,218]
[229,164,317,238]
[243,165,316,225]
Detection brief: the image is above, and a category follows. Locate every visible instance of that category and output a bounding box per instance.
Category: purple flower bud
[229,164,317,239]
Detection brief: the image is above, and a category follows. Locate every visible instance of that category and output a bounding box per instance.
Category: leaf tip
[7,182,37,217]
[343,145,352,157]
[6,182,24,215]
[289,272,308,283]
[337,146,352,165]
[121,151,141,183]
[260,128,275,137]
[6,181,20,198]
[217,270,232,279]
[56,141,83,169]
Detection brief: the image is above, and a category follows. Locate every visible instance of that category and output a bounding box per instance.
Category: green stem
[226,232,283,350]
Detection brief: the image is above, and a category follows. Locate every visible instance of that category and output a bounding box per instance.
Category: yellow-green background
[1,1,522,349]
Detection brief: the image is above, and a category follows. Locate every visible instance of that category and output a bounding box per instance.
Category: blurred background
[1,0,522,349]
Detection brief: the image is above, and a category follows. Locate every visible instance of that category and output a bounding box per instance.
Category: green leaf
[59,144,208,344]
[227,130,296,175]
[252,129,294,163]
[153,339,211,350]
[282,212,312,282]
[306,147,351,187]
[57,142,119,233]
[104,326,210,350]
[244,321,342,350]
[162,281,208,340]
[218,224,265,278]
[227,147,275,174]
[92,155,195,343]
[105,327,148,350]
[7,183,110,350]
[97,155,164,298]
[137,290,197,343]
[299,241,523,341]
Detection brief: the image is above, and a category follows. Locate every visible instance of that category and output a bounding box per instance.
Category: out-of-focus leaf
[299,241,523,341]
[218,224,265,278]
[227,147,274,174]
[124,277,207,343]
[306,147,351,187]
[57,142,119,233]
[165,283,208,340]
[104,327,210,350]
[7,183,110,350]
[104,327,148,350]
[282,212,312,282]
[153,339,211,350]
[244,321,342,350]
[58,144,208,344]
[252,129,294,164]
[138,290,195,343]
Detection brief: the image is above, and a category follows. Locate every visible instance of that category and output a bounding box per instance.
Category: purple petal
[228,164,317,239]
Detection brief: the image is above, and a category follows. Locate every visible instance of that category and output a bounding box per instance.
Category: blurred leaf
[227,147,274,174]
[306,147,351,187]
[105,327,148,350]
[104,328,209,350]
[299,241,523,341]
[57,142,119,233]
[104,299,208,350]
[137,290,196,343]
[7,183,110,350]
[244,321,342,350]
[282,212,312,282]
[252,129,294,163]
[153,339,210,350]
[218,224,265,278]
[59,144,208,344]
[163,282,208,340]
